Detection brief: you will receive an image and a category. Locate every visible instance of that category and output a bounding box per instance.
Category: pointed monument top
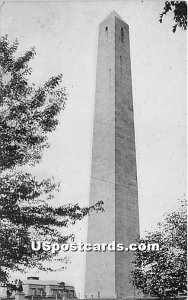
[101,10,129,27]
[108,10,124,20]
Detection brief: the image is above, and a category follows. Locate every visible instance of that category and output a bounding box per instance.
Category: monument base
[84,294,117,299]
[83,298,137,300]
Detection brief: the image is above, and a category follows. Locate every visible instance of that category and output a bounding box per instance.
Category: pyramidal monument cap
[100,10,129,27]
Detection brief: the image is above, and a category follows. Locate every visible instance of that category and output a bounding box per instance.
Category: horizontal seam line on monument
[91,175,132,189]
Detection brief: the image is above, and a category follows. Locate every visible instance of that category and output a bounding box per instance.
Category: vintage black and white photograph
[0,0,187,299]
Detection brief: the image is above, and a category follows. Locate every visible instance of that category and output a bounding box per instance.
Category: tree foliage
[0,35,103,282]
[159,1,187,32]
[131,199,187,297]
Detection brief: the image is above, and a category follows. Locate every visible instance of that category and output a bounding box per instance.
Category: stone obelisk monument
[85,12,139,298]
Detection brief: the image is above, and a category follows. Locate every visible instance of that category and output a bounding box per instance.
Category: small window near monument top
[121,26,124,42]
[105,26,108,38]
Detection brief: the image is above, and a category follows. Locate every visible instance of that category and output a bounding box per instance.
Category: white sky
[0,0,187,297]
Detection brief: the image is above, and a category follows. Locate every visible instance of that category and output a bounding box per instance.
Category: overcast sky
[0,0,187,297]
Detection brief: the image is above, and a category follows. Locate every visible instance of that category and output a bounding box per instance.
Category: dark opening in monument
[121,26,124,42]
[105,26,108,38]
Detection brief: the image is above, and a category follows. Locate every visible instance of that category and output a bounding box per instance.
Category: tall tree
[131,199,187,297]
[0,35,103,282]
[159,1,187,32]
